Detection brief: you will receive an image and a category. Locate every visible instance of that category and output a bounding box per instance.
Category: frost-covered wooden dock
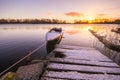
[41,45,120,80]
[1,45,120,80]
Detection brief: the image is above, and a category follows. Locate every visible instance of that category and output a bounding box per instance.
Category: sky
[0,0,120,22]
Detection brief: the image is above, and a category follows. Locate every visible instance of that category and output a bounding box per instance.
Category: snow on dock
[41,44,120,80]
[41,71,120,80]
[1,44,120,80]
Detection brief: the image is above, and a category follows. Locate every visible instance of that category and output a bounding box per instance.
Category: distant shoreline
[0,23,120,24]
[0,19,120,24]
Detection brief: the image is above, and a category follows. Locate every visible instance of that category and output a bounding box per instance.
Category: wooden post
[27,51,31,63]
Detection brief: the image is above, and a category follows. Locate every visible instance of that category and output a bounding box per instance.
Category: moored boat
[46,27,63,44]
[46,28,63,53]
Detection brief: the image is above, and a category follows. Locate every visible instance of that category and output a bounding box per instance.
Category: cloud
[47,12,52,15]
[97,14,106,17]
[64,12,83,17]
[96,14,107,18]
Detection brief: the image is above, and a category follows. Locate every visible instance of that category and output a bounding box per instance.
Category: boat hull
[46,28,63,53]
[46,33,62,53]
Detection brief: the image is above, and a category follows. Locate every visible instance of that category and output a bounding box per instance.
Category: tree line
[74,19,120,24]
[0,18,120,24]
[0,19,66,24]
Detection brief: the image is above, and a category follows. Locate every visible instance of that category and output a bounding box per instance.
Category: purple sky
[0,0,120,22]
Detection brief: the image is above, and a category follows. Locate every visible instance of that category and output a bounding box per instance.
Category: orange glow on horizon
[87,16,95,23]
[66,14,114,23]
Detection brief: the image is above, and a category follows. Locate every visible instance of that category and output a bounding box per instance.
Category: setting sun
[86,16,95,23]
[87,16,95,21]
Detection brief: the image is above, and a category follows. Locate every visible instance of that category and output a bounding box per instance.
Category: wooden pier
[41,45,120,80]
[89,29,120,52]
[1,45,120,80]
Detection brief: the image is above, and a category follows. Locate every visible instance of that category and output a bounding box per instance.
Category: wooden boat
[46,28,63,44]
[46,28,63,53]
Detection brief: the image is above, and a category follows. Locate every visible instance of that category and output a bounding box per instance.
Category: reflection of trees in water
[0,26,52,31]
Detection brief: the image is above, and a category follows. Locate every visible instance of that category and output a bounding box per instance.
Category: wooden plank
[41,77,66,80]
[47,63,120,74]
[50,58,120,68]
[54,48,112,62]
[43,45,120,80]
[14,62,44,80]
[43,70,120,80]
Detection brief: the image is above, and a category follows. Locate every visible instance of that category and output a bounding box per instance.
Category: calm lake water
[0,24,118,72]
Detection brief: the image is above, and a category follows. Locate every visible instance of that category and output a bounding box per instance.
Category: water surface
[0,24,118,72]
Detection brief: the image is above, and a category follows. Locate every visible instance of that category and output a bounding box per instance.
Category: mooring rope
[0,41,46,77]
